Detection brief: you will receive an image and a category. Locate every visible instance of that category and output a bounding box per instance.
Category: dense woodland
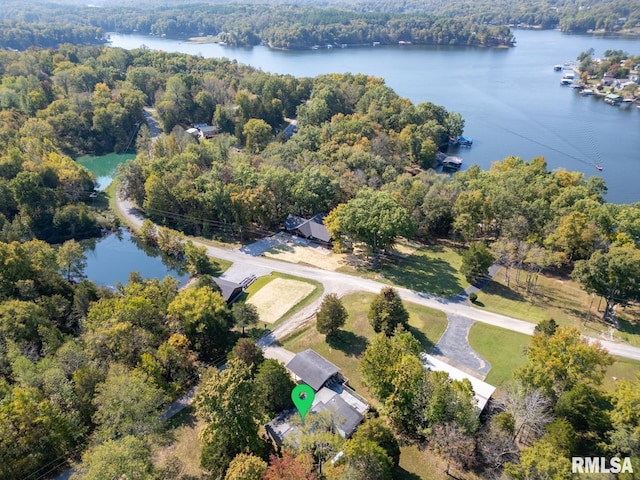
[1,0,639,53]
[1,39,640,479]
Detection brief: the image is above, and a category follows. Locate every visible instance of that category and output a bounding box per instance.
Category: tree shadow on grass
[617,316,640,337]
[326,329,369,357]
[392,467,421,480]
[407,325,435,352]
[383,255,463,298]
[482,280,526,302]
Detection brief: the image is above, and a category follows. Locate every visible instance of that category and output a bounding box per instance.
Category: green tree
[225,453,267,480]
[360,331,421,401]
[232,302,259,336]
[572,245,640,321]
[316,293,348,337]
[368,287,409,336]
[609,374,640,456]
[196,359,264,478]
[72,436,154,480]
[243,118,272,153]
[167,286,233,360]
[327,188,414,267]
[56,239,87,282]
[340,436,393,480]
[460,242,494,283]
[92,364,166,442]
[515,326,613,399]
[184,241,214,275]
[350,417,400,467]
[254,359,296,417]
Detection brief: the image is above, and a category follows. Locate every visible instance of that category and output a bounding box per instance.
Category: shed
[211,277,243,304]
[286,349,340,391]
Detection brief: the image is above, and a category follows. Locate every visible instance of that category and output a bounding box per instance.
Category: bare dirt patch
[263,234,347,271]
[247,277,316,324]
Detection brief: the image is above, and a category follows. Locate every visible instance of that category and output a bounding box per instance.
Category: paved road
[116,197,640,361]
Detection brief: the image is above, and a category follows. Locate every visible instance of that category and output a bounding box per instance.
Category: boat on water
[554,65,563,71]
[560,78,573,86]
[581,89,593,96]
[595,165,603,171]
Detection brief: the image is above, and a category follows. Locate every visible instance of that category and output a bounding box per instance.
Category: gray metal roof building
[285,349,340,391]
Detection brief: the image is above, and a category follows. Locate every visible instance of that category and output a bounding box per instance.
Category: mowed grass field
[244,272,323,327]
[280,292,448,403]
[468,322,640,393]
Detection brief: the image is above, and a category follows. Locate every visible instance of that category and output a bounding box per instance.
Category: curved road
[116,197,640,362]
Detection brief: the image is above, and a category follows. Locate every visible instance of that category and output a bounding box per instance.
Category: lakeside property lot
[247,276,317,324]
[474,267,640,347]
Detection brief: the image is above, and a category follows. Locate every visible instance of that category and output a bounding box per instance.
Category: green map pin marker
[291,384,315,421]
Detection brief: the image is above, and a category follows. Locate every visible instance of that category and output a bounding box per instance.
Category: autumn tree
[224,453,267,480]
[56,239,87,282]
[243,118,272,153]
[262,452,319,480]
[515,326,613,399]
[228,337,264,372]
[368,287,409,336]
[316,293,348,337]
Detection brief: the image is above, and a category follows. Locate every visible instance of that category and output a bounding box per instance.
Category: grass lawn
[468,322,640,393]
[337,240,470,298]
[397,444,482,480]
[243,272,323,329]
[280,292,448,403]
[153,407,207,478]
[473,267,640,347]
[467,323,531,388]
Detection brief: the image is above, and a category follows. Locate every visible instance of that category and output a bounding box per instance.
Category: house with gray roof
[284,214,332,245]
[266,349,368,447]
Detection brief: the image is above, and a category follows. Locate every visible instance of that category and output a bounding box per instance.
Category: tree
[316,293,348,337]
[609,374,640,456]
[515,326,613,399]
[254,359,296,417]
[196,359,264,478]
[339,436,393,480]
[167,286,233,360]
[505,435,573,480]
[184,241,214,274]
[91,364,166,442]
[232,302,259,335]
[360,331,421,401]
[225,453,267,480]
[327,188,414,267]
[350,417,400,467]
[368,287,409,336]
[243,118,272,153]
[228,338,264,372]
[572,245,640,321]
[56,239,87,282]
[262,452,319,480]
[72,436,154,480]
[460,242,494,283]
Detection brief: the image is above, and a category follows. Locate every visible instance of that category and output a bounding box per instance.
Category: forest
[1,41,640,479]
[1,0,638,53]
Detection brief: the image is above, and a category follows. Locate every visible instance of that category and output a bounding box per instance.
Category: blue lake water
[109,29,640,204]
[82,229,189,288]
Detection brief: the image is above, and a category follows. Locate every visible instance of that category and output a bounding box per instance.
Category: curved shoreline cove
[109,29,640,204]
[82,229,190,289]
[76,152,135,191]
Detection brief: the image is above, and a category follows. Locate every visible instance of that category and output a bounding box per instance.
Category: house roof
[313,393,364,438]
[286,349,340,391]
[421,353,495,413]
[211,277,243,304]
[284,214,331,243]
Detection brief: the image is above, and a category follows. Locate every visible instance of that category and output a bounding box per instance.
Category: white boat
[581,89,593,96]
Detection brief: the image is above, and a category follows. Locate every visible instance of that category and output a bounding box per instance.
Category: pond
[82,228,190,289]
[76,152,135,191]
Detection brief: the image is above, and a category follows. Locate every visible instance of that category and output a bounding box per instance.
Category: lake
[82,229,190,289]
[109,29,640,204]
[76,152,135,191]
